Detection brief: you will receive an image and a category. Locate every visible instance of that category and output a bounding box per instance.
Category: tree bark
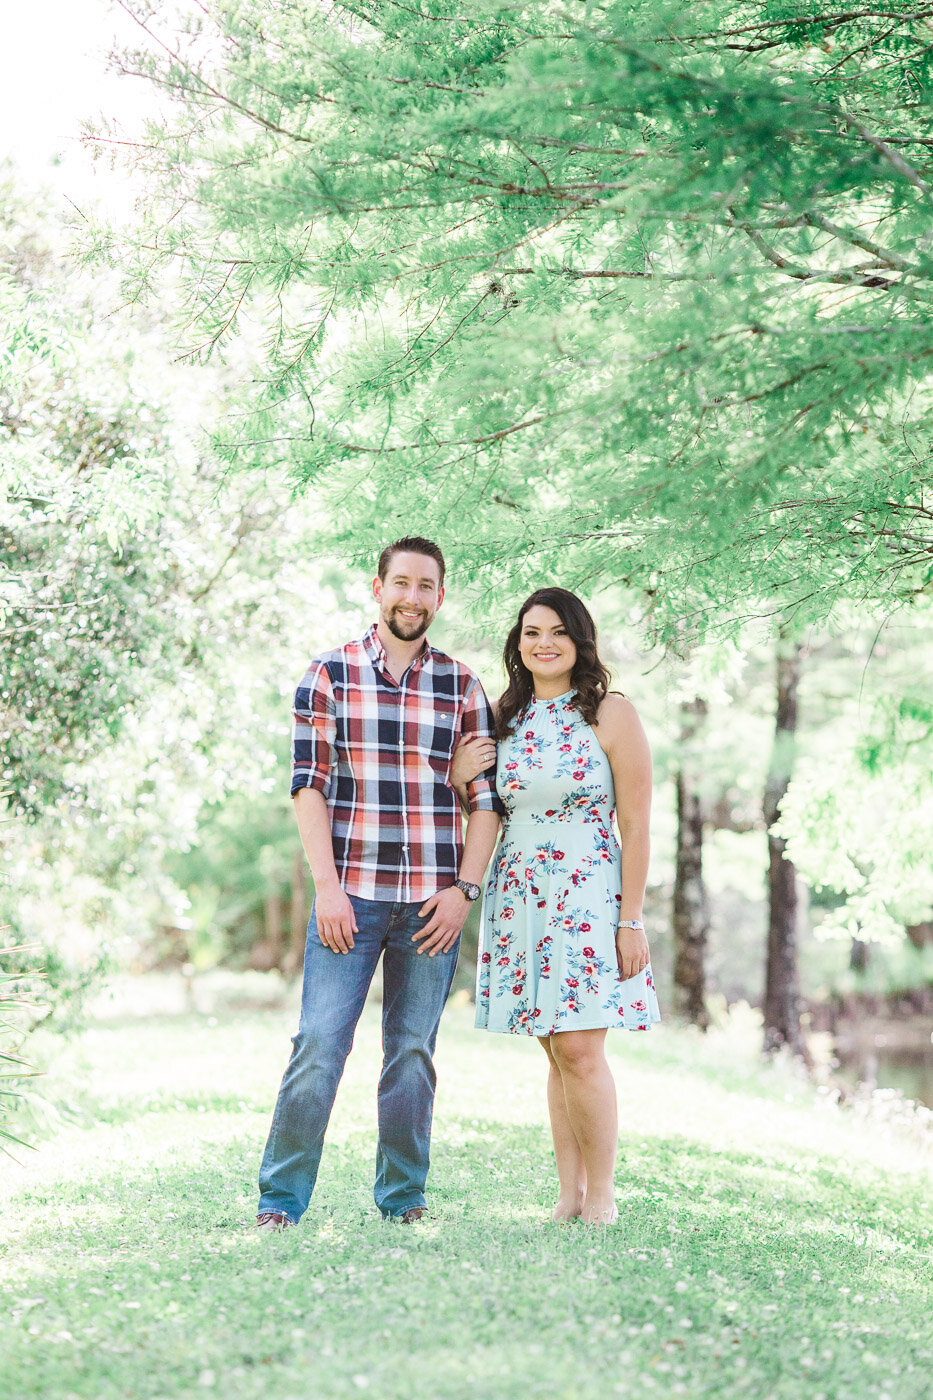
[762,639,810,1061]
[849,936,870,973]
[284,846,309,977]
[247,889,286,971]
[905,920,933,950]
[673,697,711,1029]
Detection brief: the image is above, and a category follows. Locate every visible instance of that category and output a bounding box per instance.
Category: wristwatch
[455,879,481,902]
[618,919,644,931]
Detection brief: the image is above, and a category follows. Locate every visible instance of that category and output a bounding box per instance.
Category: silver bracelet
[618,919,644,931]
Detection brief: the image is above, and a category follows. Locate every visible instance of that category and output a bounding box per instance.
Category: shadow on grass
[3,1118,931,1400]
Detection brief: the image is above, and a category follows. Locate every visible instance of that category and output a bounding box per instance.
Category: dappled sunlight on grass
[1,994,930,1399]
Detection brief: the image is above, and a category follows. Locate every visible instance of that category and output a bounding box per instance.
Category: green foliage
[1,999,930,1398]
[0,184,361,1017]
[777,606,933,941]
[0,939,46,1157]
[105,0,933,639]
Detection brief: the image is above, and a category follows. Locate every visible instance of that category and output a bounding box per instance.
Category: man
[256,536,501,1228]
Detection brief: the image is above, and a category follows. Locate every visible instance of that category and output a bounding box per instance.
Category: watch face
[458,880,481,901]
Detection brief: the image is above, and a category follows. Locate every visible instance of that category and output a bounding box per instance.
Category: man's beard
[385,606,431,641]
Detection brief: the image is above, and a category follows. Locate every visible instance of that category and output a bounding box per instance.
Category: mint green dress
[475,691,661,1036]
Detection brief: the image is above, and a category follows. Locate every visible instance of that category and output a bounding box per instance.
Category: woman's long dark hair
[496,588,611,739]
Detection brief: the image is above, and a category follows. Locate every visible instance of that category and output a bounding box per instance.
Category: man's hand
[413,886,470,957]
[315,882,358,954]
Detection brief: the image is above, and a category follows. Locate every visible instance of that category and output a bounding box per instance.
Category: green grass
[1,988,930,1400]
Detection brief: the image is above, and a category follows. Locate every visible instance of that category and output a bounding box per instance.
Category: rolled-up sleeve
[290,661,336,798]
[461,676,505,815]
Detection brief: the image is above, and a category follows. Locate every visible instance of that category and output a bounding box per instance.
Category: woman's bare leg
[538,1036,586,1221]
[548,1028,619,1224]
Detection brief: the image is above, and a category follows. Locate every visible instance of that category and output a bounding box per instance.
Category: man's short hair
[377,536,446,587]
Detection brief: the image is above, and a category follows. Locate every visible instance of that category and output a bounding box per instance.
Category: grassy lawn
[1,983,930,1400]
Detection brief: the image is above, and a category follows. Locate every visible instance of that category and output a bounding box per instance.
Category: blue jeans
[257,894,459,1221]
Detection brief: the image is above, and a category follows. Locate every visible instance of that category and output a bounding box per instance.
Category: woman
[451,588,660,1225]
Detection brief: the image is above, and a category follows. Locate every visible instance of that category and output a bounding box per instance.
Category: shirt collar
[362,623,433,675]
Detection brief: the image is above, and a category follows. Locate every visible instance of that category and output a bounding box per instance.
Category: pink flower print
[556,901,565,912]
[501,907,514,920]
[582,946,595,957]
[506,760,518,771]
[511,984,522,996]
[497,956,510,967]
[482,988,489,998]
[505,780,522,793]
[532,1008,542,1019]
[560,744,572,752]
[599,827,610,839]
[580,923,591,933]
[530,885,539,896]
[537,899,546,909]
[481,952,491,965]
[566,997,579,1012]
[573,770,585,781]
[553,849,565,860]
[631,999,647,1014]
[496,933,510,947]
[574,794,589,806]
[584,963,596,977]
[524,731,535,740]
[567,977,579,989]
[545,809,556,817]
[614,894,622,903]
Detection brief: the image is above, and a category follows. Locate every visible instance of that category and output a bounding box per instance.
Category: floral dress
[475,690,661,1036]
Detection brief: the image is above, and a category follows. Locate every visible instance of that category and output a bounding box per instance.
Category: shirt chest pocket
[419,697,460,768]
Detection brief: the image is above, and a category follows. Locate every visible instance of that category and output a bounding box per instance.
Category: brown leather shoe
[397,1207,428,1224]
[254,1210,296,1231]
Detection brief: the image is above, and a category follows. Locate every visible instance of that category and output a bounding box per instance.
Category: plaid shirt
[291,625,502,901]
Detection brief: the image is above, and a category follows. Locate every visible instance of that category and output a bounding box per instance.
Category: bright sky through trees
[1,0,153,215]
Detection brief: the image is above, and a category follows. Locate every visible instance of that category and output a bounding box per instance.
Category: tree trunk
[849,936,870,973]
[905,920,933,950]
[673,697,710,1029]
[284,846,309,977]
[248,889,286,971]
[762,639,810,1061]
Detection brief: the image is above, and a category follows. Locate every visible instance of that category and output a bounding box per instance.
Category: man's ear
[372,575,382,601]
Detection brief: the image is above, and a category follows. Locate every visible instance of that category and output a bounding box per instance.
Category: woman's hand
[450,733,497,790]
[616,923,650,980]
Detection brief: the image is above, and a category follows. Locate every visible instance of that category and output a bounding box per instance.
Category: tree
[0,183,361,1015]
[762,635,809,1058]
[672,697,711,1028]
[101,0,933,641]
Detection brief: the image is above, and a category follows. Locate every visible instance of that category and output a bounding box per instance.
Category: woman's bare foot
[551,1190,585,1223]
[581,1192,618,1225]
